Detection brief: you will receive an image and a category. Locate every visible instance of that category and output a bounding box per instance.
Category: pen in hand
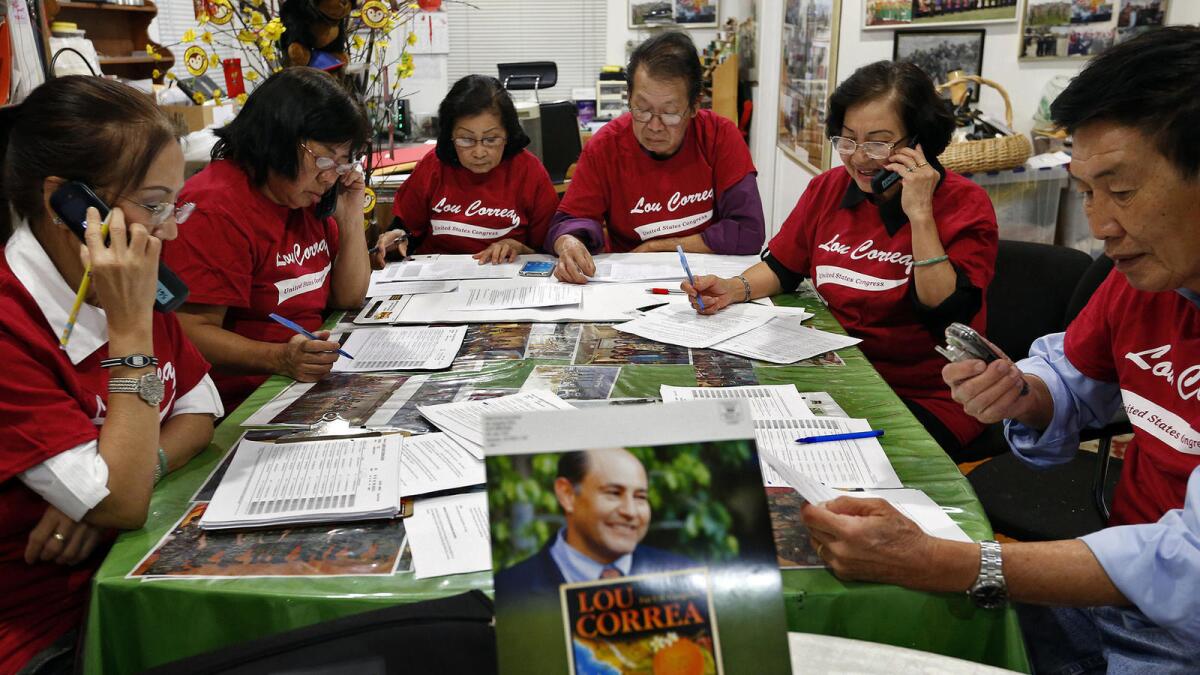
[676,245,705,310]
[795,429,884,444]
[368,231,409,255]
[268,313,354,360]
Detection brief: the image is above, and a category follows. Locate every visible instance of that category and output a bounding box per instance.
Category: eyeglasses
[125,199,195,226]
[452,136,507,149]
[300,143,361,176]
[830,136,905,160]
[629,107,687,127]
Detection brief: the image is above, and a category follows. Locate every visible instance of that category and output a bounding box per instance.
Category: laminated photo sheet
[354,294,414,324]
[241,373,415,428]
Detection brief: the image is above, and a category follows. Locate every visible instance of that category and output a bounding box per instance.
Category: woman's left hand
[25,504,105,565]
[473,238,529,264]
[884,144,938,224]
[333,164,367,227]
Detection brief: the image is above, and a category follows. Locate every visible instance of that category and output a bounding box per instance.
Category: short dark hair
[825,60,956,159]
[1051,26,1200,180]
[435,75,530,167]
[212,67,370,185]
[0,76,178,241]
[557,451,591,489]
[627,30,703,106]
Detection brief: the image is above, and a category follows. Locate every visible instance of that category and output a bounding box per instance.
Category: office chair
[538,100,582,184]
[142,591,497,674]
[498,61,557,102]
[967,251,1132,540]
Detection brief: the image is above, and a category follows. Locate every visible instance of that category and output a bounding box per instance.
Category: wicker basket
[935,75,1032,174]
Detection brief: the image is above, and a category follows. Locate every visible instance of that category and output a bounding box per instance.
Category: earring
[52,216,64,225]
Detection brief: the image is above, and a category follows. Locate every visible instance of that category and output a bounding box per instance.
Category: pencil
[60,218,112,349]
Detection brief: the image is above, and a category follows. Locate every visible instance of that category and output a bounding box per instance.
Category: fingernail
[973,361,985,374]
[996,361,1008,373]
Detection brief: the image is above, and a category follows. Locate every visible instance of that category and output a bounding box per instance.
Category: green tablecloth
[83,295,1030,673]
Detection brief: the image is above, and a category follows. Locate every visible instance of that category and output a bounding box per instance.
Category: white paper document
[399,433,486,496]
[383,255,521,281]
[354,295,412,325]
[365,277,458,299]
[332,325,467,372]
[199,436,404,530]
[615,303,772,349]
[660,384,813,420]
[754,417,901,489]
[448,284,582,311]
[759,451,841,505]
[408,491,492,579]
[711,319,860,364]
[419,390,575,458]
[589,262,686,283]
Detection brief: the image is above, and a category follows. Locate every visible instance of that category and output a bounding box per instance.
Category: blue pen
[676,245,706,310]
[268,313,355,360]
[795,429,884,444]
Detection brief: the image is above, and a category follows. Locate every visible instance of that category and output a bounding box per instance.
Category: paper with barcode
[754,417,901,489]
[332,325,467,372]
[660,384,814,420]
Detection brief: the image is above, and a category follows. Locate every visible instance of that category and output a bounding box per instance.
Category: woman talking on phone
[685,61,998,459]
[164,68,372,412]
[0,76,221,673]
[371,75,558,266]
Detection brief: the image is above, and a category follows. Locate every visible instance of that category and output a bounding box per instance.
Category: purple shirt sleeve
[699,173,766,255]
[545,211,605,254]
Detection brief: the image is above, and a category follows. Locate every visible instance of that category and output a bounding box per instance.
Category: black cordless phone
[49,181,190,313]
[316,183,342,219]
[870,135,920,195]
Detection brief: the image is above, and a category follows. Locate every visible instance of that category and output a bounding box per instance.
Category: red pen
[645,288,686,295]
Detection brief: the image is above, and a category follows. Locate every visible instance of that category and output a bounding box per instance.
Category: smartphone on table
[49,181,190,313]
[518,260,555,277]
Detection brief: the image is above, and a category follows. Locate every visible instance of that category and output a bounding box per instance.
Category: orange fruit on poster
[652,637,705,675]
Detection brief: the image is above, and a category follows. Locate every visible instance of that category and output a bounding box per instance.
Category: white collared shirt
[6,223,223,521]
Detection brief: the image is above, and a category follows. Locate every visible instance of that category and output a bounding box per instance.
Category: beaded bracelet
[913,254,949,268]
[735,274,752,303]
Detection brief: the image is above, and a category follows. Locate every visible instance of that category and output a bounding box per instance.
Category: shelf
[57,1,156,12]
[98,54,155,64]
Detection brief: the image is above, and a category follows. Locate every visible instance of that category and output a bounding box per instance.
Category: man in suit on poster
[495,448,693,599]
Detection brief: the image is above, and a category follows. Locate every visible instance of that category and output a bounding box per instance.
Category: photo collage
[1021,0,1167,59]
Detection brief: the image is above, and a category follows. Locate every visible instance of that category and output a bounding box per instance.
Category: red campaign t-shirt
[164,159,340,409]
[1064,272,1200,526]
[768,168,998,446]
[0,256,210,673]
[558,110,756,252]
[392,149,557,254]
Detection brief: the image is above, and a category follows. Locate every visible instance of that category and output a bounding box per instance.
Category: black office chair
[968,253,1132,540]
[538,100,582,183]
[142,591,497,674]
[498,61,557,102]
[958,240,1094,463]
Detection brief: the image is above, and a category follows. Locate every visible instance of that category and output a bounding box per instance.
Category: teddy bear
[279,0,354,69]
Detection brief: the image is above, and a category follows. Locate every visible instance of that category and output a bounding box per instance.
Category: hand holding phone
[871,135,920,195]
[50,181,189,313]
[936,322,1002,364]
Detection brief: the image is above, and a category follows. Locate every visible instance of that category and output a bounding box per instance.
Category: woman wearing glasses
[550,30,765,284]
[371,75,557,265]
[0,76,220,673]
[686,61,998,459]
[164,67,371,411]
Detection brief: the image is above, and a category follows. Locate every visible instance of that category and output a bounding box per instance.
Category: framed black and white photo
[893,28,986,102]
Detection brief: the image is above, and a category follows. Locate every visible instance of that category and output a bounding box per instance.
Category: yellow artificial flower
[209,53,220,67]
[261,18,285,41]
[152,69,161,78]
[244,69,259,81]
[153,53,163,61]
[236,93,248,105]
[166,72,177,80]
[407,31,417,46]
[237,29,256,43]
[182,28,196,43]
[145,43,155,55]
[352,35,365,50]
[249,11,265,29]
[273,65,282,73]
[350,10,361,17]
[193,92,206,104]
[198,12,209,24]
[201,31,213,44]
[377,39,389,49]
[213,88,223,98]
[402,51,413,66]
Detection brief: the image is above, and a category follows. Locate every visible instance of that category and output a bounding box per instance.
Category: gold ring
[916,161,928,168]
[53,532,65,542]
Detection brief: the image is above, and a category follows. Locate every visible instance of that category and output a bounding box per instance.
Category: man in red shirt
[550,31,765,284]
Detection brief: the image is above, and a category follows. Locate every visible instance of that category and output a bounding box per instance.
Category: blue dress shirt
[548,528,633,584]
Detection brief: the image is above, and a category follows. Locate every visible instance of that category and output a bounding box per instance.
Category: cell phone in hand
[49,180,190,313]
[935,322,1001,364]
[316,183,342,219]
[518,260,555,277]
[871,135,920,195]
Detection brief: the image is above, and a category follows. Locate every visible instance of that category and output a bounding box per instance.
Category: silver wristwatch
[968,539,1007,609]
[108,372,165,407]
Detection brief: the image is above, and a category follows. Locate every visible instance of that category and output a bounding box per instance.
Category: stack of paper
[660,384,813,419]
[399,433,486,496]
[615,303,772,348]
[418,390,575,458]
[407,491,492,579]
[381,255,521,281]
[200,436,404,530]
[332,325,467,372]
[710,318,861,364]
[448,285,582,311]
[754,417,901,489]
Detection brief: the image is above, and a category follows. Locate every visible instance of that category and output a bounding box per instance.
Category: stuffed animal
[279,0,354,69]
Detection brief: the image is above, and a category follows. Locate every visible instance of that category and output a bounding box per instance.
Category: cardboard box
[160,103,236,134]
